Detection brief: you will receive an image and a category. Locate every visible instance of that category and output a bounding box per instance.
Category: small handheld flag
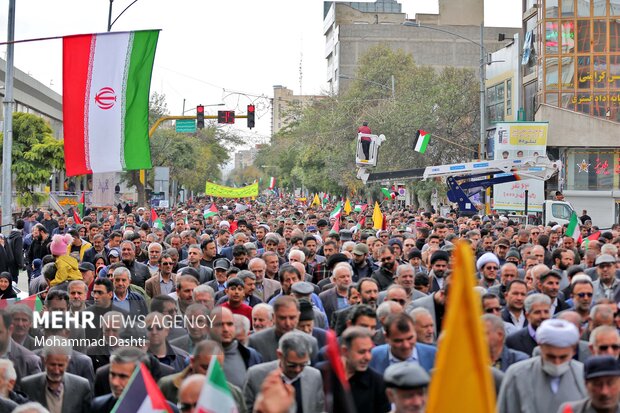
[414,129,430,154]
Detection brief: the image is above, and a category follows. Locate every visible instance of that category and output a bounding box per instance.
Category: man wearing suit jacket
[91,347,179,413]
[319,262,353,324]
[538,270,571,315]
[505,293,551,356]
[483,314,529,372]
[0,309,41,391]
[144,253,177,298]
[248,296,319,362]
[248,257,281,303]
[243,331,324,413]
[21,343,92,413]
[369,313,437,374]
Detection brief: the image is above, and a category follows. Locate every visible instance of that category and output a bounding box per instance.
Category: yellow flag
[344,198,352,215]
[372,202,383,230]
[426,241,496,412]
[311,194,320,206]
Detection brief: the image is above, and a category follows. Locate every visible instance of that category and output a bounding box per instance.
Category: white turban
[536,319,579,347]
[476,252,500,271]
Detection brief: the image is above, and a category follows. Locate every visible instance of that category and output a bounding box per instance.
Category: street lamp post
[107,0,140,32]
[339,74,395,99]
[402,21,487,159]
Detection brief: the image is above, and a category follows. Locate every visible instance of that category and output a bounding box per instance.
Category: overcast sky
[1,0,521,145]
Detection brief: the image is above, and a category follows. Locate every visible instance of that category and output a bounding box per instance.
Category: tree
[0,112,64,206]
[255,43,480,200]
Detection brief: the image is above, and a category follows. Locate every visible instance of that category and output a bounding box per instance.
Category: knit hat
[50,234,72,256]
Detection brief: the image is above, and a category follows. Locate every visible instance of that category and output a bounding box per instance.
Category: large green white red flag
[196,358,238,413]
[63,30,159,176]
[565,211,582,243]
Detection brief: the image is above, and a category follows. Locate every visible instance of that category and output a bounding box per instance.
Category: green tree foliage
[0,112,64,206]
[255,44,480,198]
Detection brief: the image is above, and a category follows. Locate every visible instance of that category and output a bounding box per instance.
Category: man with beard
[427,251,450,293]
[538,270,570,315]
[372,246,398,291]
[351,243,375,281]
[262,251,280,280]
[331,278,380,335]
[178,244,213,284]
[119,240,150,289]
[20,343,92,412]
[27,224,50,269]
[551,247,575,289]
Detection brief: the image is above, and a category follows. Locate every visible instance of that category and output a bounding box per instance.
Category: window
[562,0,575,16]
[593,20,608,52]
[552,203,573,220]
[578,0,591,16]
[547,0,559,17]
[577,20,591,52]
[486,83,505,123]
[594,0,607,16]
[567,149,616,190]
[506,79,512,115]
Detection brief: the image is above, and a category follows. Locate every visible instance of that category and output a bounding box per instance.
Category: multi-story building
[234,147,259,171]
[324,0,520,94]
[526,0,620,226]
[271,85,325,135]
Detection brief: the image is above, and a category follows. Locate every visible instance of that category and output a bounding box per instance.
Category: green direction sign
[176,119,196,133]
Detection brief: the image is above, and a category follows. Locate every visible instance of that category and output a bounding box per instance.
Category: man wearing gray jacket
[243,331,324,413]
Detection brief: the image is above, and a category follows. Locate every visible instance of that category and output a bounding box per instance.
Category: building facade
[324,0,520,94]
[530,0,620,226]
[271,85,325,135]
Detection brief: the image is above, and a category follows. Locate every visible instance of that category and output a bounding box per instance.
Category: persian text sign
[205,182,258,198]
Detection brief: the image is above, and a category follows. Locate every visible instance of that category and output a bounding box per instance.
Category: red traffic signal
[196,105,204,129]
[247,104,255,129]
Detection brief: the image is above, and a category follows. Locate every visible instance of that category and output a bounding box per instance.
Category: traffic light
[196,105,204,129]
[247,104,255,129]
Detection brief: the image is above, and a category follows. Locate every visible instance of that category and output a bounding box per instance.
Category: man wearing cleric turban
[497,318,587,413]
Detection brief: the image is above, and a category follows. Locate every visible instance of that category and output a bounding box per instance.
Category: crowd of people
[0,198,618,413]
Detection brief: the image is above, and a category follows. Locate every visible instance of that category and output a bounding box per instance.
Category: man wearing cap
[477,252,501,290]
[383,362,431,413]
[372,246,398,291]
[351,242,375,281]
[206,258,231,293]
[593,254,619,301]
[494,238,511,266]
[498,319,587,413]
[558,355,620,413]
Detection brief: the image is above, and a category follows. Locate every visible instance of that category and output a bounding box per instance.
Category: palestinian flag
[268,177,276,190]
[71,207,82,225]
[565,211,582,243]
[0,294,44,311]
[353,204,368,213]
[63,30,159,176]
[204,204,218,219]
[582,231,600,249]
[381,188,396,200]
[151,209,163,230]
[352,215,366,233]
[77,191,85,217]
[111,363,172,413]
[325,330,356,413]
[330,202,343,219]
[414,129,430,154]
[330,217,340,235]
[196,358,238,413]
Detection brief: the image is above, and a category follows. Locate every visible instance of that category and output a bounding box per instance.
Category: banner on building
[492,122,548,212]
[205,182,259,198]
[91,173,117,207]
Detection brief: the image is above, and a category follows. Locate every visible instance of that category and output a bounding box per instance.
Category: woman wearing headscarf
[0,271,16,299]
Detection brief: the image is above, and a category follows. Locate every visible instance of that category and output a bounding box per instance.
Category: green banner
[205,182,259,198]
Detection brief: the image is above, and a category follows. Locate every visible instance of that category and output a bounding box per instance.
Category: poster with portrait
[492,122,549,212]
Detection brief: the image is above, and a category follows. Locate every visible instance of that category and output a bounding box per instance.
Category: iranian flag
[565,211,582,243]
[330,202,342,219]
[322,193,329,205]
[151,209,163,230]
[414,129,430,153]
[268,177,276,190]
[204,204,218,219]
[196,358,238,413]
[63,30,159,176]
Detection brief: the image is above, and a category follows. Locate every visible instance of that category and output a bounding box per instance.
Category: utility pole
[479,23,486,160]
[2,0,16,235]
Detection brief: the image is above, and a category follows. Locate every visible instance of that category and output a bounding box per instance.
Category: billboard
[492,122,549,212]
